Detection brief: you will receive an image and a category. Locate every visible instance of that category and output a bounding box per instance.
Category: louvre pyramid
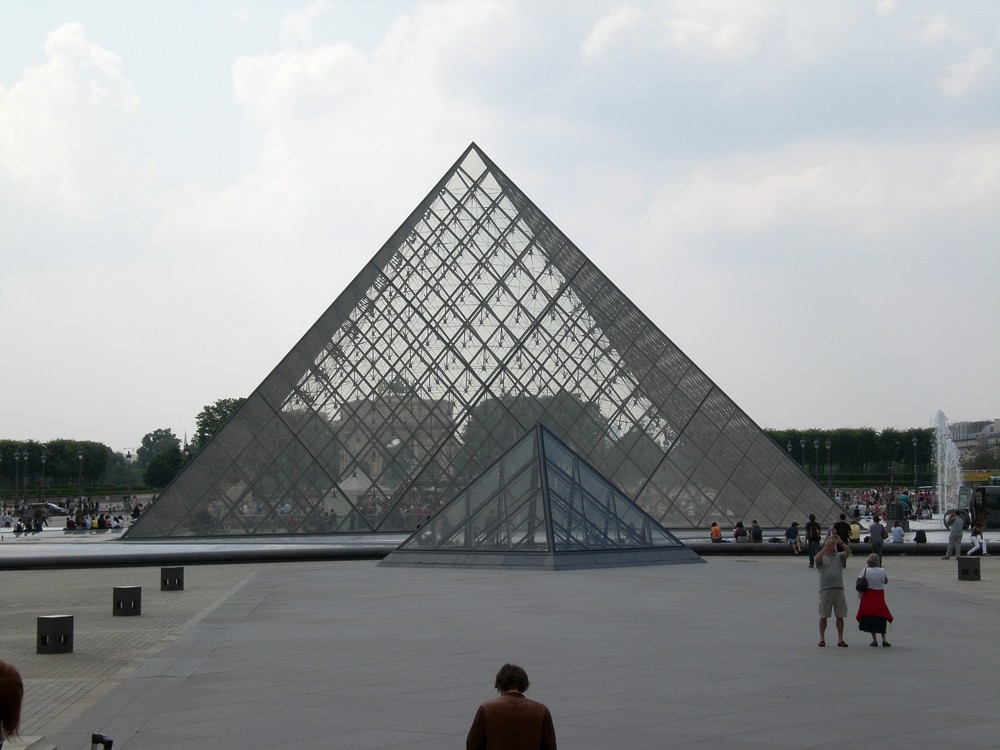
[380,424,700,568]
[125,143,841,540]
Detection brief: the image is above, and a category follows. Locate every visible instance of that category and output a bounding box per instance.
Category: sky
[1,0,998,455]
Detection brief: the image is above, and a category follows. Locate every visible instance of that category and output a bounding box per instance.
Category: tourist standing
[816,535,851,647]
[805,514,822,568]
[467,664,557,750]
[943,511,966,559]
[869,517,887,564]
[856,553,893,647]
[833,514,853,553]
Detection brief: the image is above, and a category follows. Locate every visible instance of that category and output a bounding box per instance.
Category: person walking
[968,518,989,556]
[0,660,23,750]
[816,535,851,647]
[943,511,966,559]
[805,514,822,568]
[467,664,557,750]
[856,553,893,647]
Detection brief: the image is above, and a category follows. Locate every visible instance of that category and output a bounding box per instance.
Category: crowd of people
[0,494,148,534]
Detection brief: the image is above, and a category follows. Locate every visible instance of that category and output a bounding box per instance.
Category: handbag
[855,569,869,593]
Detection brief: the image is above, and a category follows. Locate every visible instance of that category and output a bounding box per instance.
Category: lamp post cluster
[13,451,29,505]
[6,449,89,510]
[786,437,833,497]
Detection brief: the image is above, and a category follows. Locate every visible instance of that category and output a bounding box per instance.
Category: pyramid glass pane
[126,144,841,540]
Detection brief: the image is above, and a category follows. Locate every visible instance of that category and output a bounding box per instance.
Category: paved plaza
[1,542,997,749]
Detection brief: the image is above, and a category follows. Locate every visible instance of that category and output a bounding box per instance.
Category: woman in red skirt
[857,553,893,647]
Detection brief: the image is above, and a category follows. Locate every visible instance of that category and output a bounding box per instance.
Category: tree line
[0,396,966,497]
[763,427,934,475]
[0,397,246,498]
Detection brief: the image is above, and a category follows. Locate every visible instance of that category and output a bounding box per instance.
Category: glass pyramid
[125,143,841,540]
[380,424,700,568]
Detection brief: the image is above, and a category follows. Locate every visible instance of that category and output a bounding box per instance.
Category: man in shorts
[815,534,851,647]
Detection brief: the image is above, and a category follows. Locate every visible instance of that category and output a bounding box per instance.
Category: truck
[954,485,1000,530]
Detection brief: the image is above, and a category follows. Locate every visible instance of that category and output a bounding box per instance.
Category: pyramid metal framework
[380,424,701,569]
[126,143,840,540]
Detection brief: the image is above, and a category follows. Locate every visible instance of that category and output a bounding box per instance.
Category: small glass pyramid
[380,424,700,568]
[125,143,841,540]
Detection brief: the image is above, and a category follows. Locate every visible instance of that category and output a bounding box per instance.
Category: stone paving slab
[0,553,989,749]
[0,564,261,744]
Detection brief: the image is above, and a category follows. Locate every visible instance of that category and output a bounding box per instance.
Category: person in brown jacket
[466,663,557,750]
[0,660,23,750]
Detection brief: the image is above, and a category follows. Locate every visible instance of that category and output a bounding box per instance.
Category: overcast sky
[1,0,997,455]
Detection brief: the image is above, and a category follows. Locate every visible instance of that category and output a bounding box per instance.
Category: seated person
[733,521,748,542]
[850,521,862,543]
[709,521,722,542]
[750,520,764,543]
[890,521,904,543]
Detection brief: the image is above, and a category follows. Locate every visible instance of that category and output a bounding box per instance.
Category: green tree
[144,445,184,487]
[137,428,181,469]
[964,444,1000,471]
[192,397,247,452]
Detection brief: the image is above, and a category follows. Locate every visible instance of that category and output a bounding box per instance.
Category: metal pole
[826,439,832,495]
[13,452,20,511]
[21,452,29,506]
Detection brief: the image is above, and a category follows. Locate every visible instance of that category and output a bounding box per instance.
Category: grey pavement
[1,549,998,749]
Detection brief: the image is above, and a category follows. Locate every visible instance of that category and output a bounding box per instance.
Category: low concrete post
[37,614,74,654]
[161,566,184,591]
[113,585,142,616]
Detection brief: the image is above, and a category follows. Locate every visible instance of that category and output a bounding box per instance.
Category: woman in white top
[856,553,893,647]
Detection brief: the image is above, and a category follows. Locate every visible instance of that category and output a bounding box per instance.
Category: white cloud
[581,5,645,62]
[633,136,1000,265]
[0,22,149,217]
[934,45,996,97]
[581,1,854,64]
[876,0,897,17]
[912,11,956,43]
[279,0,333,45]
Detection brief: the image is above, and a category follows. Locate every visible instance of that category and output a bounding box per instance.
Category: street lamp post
[78,451,84,499]
[126,450,133,507]
[800,438,806,470]
[39,454,47,500]
[13,452,20,510]
[786,442,792,457]
[813,438,820,479]
[825,438,832,495]
[912,437,918,490]
[21,451,29,505]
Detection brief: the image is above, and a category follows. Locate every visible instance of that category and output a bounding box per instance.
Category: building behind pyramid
[380,424,701,569]
[125,143,841,540]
